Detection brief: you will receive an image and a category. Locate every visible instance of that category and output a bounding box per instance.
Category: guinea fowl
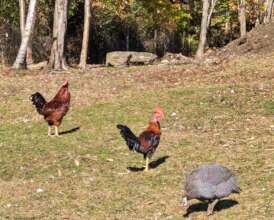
[181,164,241,216]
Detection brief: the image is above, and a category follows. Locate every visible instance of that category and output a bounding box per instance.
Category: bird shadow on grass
[60,126,80,135]
[127,155,169,172]
[183,199,239,218]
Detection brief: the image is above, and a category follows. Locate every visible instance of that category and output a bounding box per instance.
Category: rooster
[117,107,164,171]
[30,80,70,136]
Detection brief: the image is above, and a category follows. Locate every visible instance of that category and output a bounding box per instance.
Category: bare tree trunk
[49,0,68,71]
[207,0,218,28]
[79,0,91,69]
[154,29,158,54]
[238,0,247,39]
[50,0,58,66]
[196,0,210,60]
[126,26,130,51]
[254,0,262,26]
[182,31,185,50]
[264,0,274,23]
[0,38,5,67]
[19,0,27,67]
[13,0,37,69]
[19,0,26,37]
[224,11,230,34]
[19,0,34,66]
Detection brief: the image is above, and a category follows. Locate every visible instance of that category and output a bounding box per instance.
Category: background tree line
[0,0,273,70]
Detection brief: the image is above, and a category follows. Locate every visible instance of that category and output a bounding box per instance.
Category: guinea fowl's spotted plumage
[185,164,240,200]
[182,164,240,216]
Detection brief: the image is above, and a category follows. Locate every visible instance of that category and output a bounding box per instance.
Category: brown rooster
[117,107,164,171]
[30,81,70,136]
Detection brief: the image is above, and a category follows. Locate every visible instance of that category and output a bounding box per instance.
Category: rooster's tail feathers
[116,124,141,151]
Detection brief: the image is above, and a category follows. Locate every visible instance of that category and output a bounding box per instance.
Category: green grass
[0,53,273,219]
[264,101,274,114]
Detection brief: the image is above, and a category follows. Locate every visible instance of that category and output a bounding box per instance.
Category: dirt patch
[206,22,274,62]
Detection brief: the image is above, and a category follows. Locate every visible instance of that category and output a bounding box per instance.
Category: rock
[106,51,157,67]
[160,52,193,65]
[160,59,169,64]
[28,61,48,70]
[74,158,80,167]
[36,188,44,193]
[86,64,104,69]
[171,112,177,117]
[203,56,221,65]
[129,52,157,65]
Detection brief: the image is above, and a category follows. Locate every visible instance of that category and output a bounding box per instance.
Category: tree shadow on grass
[183,199,239,218]
[60,126,80,135]
[127,155,169,172]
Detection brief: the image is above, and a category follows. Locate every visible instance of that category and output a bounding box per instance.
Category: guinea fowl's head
[180,192,189,208]
[151,107,164,122]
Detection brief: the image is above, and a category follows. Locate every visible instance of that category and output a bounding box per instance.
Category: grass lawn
[0,53,273,219]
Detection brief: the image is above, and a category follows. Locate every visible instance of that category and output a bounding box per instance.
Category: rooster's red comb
[153,107,164,115]
[62,80,69,86]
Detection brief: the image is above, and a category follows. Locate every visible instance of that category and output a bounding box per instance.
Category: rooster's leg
[145,157,149,172]
[55,126,59,136]
[48,126,52,136]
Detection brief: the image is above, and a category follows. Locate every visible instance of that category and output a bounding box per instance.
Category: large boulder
[106,51,157,67]
[160,52,193,65]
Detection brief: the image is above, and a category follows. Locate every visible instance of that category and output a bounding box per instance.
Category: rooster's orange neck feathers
[145,121,161,135]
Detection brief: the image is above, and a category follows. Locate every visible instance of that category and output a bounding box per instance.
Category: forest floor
[0,51,273,220]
